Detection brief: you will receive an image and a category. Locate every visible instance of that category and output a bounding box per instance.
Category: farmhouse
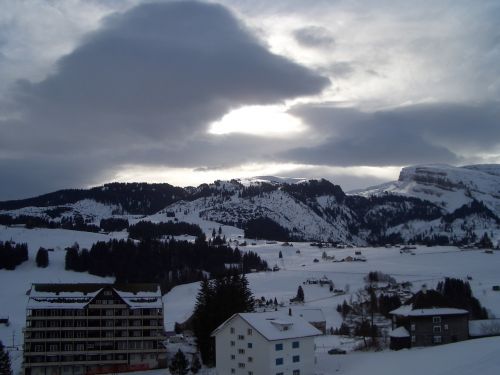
[23,283,167,375]
[389,289,469,349]
[212,312,321,375]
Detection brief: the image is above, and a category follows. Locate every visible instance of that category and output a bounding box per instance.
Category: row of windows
[277,371,300,375]
[410,324,449,332]
[275,355,300,365]
[230,341,253,348]
[230,327,253,336]
[275,341,300,351]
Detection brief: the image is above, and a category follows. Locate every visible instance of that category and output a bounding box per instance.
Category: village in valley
[1,220,500,375]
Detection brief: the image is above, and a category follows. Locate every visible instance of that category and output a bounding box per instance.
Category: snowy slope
[144,181,358,243]
[0,199,128,225]
[355,164,500,215]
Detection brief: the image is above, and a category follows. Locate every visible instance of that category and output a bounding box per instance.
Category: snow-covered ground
[2,225,500,375]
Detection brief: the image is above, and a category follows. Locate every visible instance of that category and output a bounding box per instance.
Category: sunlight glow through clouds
[208,105,306,137]
[110,163,401,190]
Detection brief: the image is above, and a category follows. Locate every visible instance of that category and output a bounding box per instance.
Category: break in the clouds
[0,1,328,199]
[1,0,500,199]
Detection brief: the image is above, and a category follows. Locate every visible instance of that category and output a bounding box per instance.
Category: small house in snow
[211,312,321,375]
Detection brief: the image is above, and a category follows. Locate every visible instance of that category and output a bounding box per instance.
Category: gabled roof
[27,283,162,309]
[212,311,322,341]
[390,304,468,317]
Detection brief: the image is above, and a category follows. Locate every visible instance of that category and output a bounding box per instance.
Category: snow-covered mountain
[1,165,499,246]
[353,164,500,216]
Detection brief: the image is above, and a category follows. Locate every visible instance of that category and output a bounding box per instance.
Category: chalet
[389,289,469,349]
[23,283,166,375]
[212,312,321,375]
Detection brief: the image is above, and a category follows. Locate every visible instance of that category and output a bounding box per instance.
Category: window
[238,363,245,368]
[432,316,441,324]
[238,335,245,340]
[410,324,416,331]
[230,355,235,360]
[248,356,253,362]
[444,324,449,330]
[104,290,112,296]
[433,335,442,344]
[275,358,283,366]
[238,349,245,354]
[230,341,235,347]
[230,327,235,334]
[411,335,416,343]
[275,343,283,351]
[276,373,284,375]
[293,355,300,363]
[247,343,253,349]
[433,326,442,333]
[247,328,253,335]
[231,370,235,374]
[293,371,301,375]
[292,341,300,349]
[248,372,253,375]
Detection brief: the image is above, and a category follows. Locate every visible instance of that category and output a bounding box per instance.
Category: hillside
[1,166,499,246]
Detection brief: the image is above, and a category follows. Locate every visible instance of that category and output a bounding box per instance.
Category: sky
[0,0,499,200]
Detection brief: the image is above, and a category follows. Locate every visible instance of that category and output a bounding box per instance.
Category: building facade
[212,312,321,375]
[23,283,167,375]
[390,305,469,348]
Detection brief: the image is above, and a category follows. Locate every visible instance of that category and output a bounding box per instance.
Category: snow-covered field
[1,225,500,374]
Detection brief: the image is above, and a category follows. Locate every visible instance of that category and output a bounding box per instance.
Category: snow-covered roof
[390,304,469,317]
[390,326,410,338]
[212,311,322,341]
[293,308,325,323]
[469,319,500,337]
[27,283,162,309]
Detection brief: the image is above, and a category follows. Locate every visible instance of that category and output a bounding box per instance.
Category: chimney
[421,284,427,294]
[288,308,292,316]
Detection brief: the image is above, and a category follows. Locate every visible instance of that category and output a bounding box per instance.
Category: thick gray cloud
[282,102,500,166]
[0,1,328,199]
[294,26,335,48]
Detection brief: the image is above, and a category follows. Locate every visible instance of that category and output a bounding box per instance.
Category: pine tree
[169,349,188,375]
[0,341,12,375]
[36,247,49,268]
[295,286,304,302]
[190,355,201,374]
[192,274,254,365]
[278,250,283,259]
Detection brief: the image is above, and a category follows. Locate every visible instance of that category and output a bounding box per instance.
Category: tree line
[65,237,267,292]
[0,241,28,270]
[128,221,203,240]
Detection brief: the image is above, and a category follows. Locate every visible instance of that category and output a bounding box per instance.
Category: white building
[212,312,321,375]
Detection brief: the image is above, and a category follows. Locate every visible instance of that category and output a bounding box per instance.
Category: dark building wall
[410,314,469,346]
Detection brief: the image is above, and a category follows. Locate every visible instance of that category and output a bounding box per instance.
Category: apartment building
[212,312,321,375]
[23,283,167,375]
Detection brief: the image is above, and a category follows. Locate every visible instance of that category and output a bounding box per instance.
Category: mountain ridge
[1,164,499,246]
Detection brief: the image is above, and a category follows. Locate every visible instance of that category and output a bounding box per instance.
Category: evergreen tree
[0,341,12,375]
[278,250,283,259]
[295,286,304,302]
[192,274,254,365]
[169,349,188,375]
[190,355,201,374]
[35,248,49,268]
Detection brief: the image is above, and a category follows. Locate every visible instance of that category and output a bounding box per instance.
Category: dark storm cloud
[282,102,500,166]
[294,26,335,48]
[0,1,329,199]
